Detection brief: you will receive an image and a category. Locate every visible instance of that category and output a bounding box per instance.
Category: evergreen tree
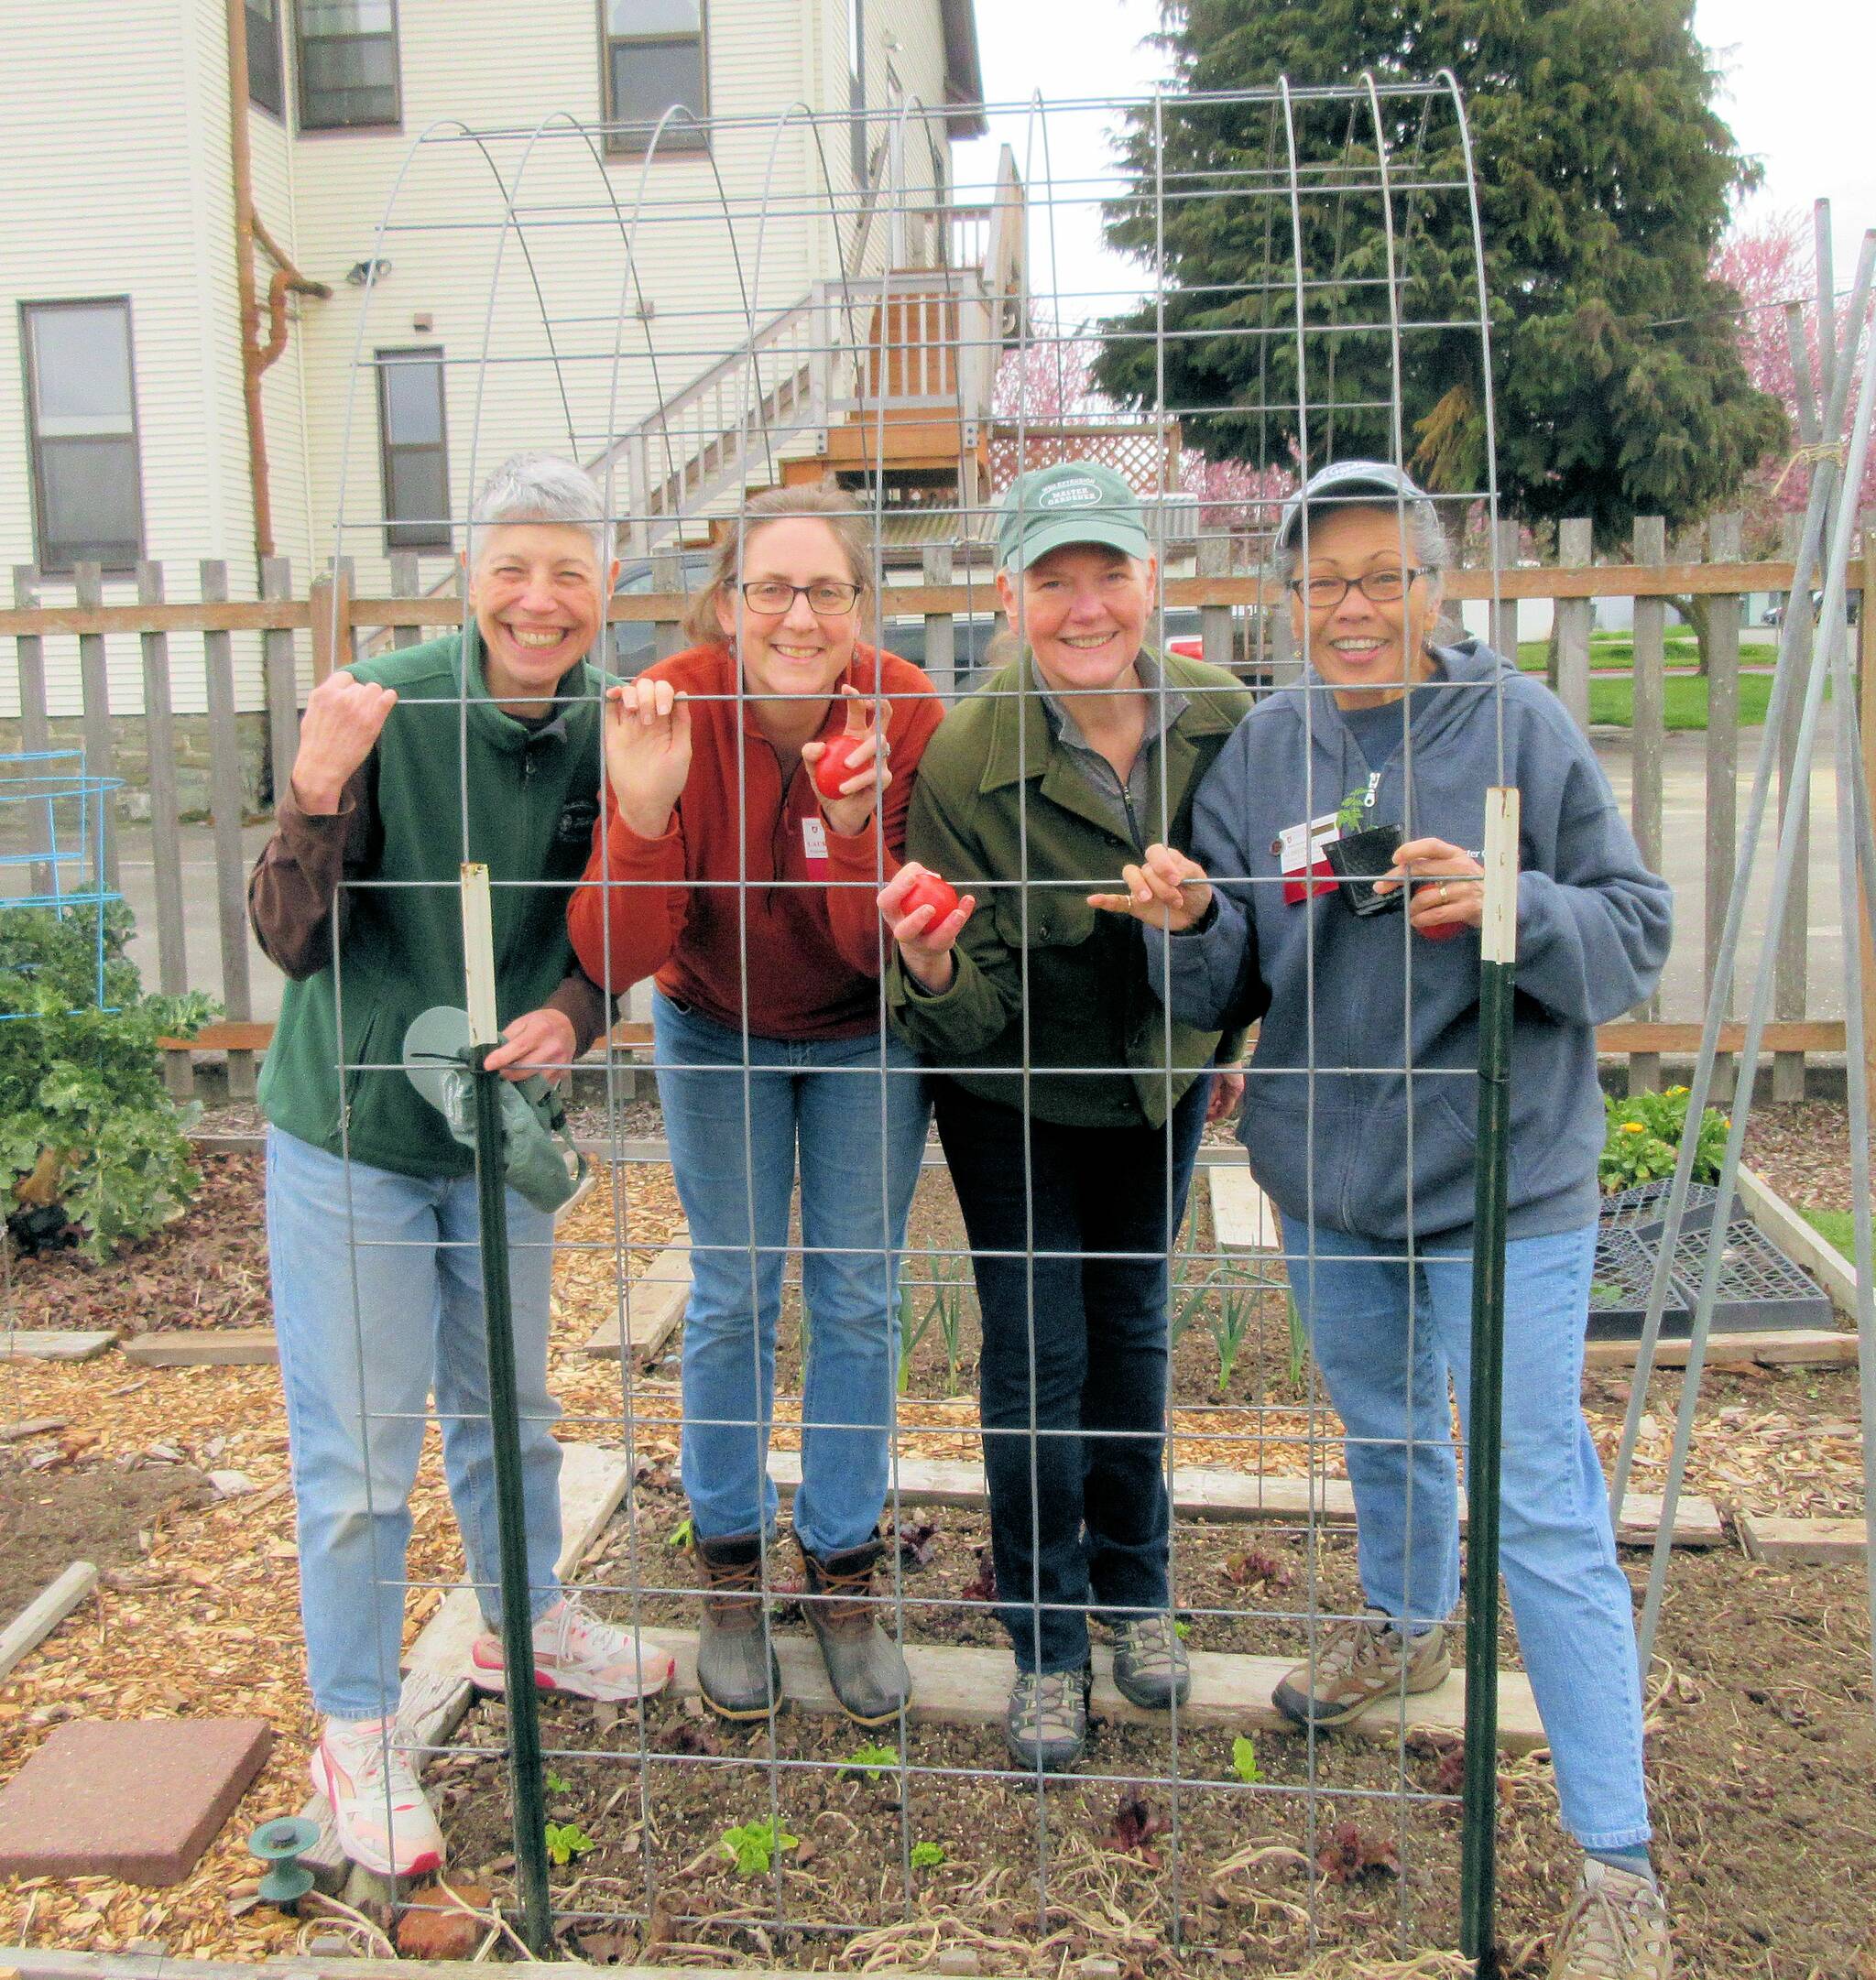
[1093,0,1787,542]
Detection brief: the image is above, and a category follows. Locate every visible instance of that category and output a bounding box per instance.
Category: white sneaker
[1549,1859,1673,1979]
[311,1717,445,1879]
[467,1595,676,1703]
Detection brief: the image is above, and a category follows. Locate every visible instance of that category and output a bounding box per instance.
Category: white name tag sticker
[801,814,829,874]
[1276,810,1340,904]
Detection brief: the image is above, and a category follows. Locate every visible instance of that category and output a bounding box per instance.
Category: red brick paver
[0,1718,272,1885]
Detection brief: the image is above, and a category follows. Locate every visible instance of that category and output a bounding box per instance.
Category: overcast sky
[951,1,1875,319]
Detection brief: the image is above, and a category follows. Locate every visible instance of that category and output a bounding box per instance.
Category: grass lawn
[1799,1207,1870,1263]
[1586,669,1783,729]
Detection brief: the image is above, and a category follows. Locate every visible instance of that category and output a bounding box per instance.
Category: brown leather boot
[693,1530,782,1720]
[799,1535,912,1726]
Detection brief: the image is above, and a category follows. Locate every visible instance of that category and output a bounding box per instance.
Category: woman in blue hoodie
[1097,462,1675,1980]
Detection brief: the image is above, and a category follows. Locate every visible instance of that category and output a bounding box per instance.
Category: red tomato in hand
[900,873,960,925]
[813,733,866,799]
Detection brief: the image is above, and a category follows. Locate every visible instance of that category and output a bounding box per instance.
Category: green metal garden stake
[462,864,553,1955]
[1459,789,1520,1976]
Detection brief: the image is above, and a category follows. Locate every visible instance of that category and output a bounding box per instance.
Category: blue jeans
[654,992,930,1556]
[1281,1213,1651,1853]
[266,1127,564,1721]
[935,1077,1209,1673]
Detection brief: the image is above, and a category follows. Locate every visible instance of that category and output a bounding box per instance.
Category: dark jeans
[933,1076,1209,1673]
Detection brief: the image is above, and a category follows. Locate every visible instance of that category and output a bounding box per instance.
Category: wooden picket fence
[4,520,1873,1104]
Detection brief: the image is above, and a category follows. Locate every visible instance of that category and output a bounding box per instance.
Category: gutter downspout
[226,0,328,568]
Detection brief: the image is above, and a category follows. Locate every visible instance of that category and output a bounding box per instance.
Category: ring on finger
[1437,881,1450,905]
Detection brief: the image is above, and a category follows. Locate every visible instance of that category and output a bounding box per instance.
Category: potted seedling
[1323,780,1403,917]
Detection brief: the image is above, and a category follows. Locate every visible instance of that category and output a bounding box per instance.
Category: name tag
[1276,810,1340,904]
[802,814,829,877]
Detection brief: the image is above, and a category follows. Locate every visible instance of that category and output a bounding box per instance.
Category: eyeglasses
[1290,568,1423,609]
[739,580,861,615]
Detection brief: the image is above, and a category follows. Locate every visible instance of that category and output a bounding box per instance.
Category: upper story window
[376,347,450,551]
[603,0,708,155]
[247,0,286,118]
[297,0,400,131]
[20,299,146,575]
[848,0,867,182]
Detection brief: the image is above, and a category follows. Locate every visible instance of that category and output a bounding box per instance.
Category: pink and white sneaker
[468,1596,676,1703]
[311,1716,445,1879]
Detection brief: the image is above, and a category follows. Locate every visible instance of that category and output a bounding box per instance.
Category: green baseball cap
[996,462,1152,573]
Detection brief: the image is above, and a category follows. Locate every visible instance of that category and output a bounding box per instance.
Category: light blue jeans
[1281,1214,1651,1853]
[266,1127,564,1721]
[654,991,930,1557]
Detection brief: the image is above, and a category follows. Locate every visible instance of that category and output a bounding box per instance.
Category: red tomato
[900,873,960,924]
[813,733,866,798]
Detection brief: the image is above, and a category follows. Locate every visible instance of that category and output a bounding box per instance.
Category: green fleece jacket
[251,629,607,1179]
[886,647,1254,1128]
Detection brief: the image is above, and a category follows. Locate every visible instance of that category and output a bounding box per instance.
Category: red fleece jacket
[567,642,943,1040]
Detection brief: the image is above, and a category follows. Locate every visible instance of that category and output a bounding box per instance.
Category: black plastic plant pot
[1325,821,1404,917]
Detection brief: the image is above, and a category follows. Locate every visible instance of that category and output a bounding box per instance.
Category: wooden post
[650,549,683,661]
[1705,515,1742,1103]
[201,561,256,1101]
[262,556,299,806]
[1860,513,1876,1137]
[13,567,53,898]
[1489,516,1520,659]
[308,557,353,684]
[389,549,421,648]
[1554,518,1592,732]
[1775,512,1812,1102]
[1199,532,1232,680]
[1629,517,1666,1093]
[922,543,956,702]
[73,561,119,892]
[138,563,191,1099]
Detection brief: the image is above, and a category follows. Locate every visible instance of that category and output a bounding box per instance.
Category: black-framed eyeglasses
[1290,568,1423,609]
[739,580,861,615]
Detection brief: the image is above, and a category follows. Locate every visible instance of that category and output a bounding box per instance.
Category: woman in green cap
[875,462,1254,1772]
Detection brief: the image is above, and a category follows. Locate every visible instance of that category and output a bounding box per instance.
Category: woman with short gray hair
[250,451,672,1883]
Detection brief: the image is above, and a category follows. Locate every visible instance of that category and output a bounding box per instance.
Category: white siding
[3,0,974,722]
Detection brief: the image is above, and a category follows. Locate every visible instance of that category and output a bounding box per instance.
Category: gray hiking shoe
[693,1529,783,1721]
[1548,1860,1672,1979]
[1271,1609,1450,1730]
[1005,1667,1090,1772]
[1111,1613,1191,1710]
[800,1536,912,1726]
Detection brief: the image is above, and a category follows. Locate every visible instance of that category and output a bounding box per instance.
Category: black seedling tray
[1589,1180,1831,1337]
[1325,821,1404,917]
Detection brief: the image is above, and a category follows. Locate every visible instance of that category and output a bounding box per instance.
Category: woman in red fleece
[568,485,943,1726]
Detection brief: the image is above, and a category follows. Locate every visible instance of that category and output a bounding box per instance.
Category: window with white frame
[247,0,286,118]
[297,0,399,131]
[21,299,145,574]
[603,0,707,154]
[376,347,450,551]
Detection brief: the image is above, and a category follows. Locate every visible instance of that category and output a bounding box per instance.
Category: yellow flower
[1667,1084,1689,1097]
[1620,1122,1646,1135]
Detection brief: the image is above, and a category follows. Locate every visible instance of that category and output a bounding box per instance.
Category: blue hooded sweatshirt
[1148,639,1673,1244]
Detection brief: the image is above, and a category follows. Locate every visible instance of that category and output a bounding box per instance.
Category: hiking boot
[1111,1613,1191,1710]
[1271,1609,1450,1730]
[467,1594,675,1703]
[693,1529,783,1720]
[800,1536,913,1726]
[312,1716,445,1879]
[1005,1666,1090,1772]
[1549,1860,1673,1978]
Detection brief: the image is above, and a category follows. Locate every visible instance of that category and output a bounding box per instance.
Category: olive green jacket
[885,647,1257,1128]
